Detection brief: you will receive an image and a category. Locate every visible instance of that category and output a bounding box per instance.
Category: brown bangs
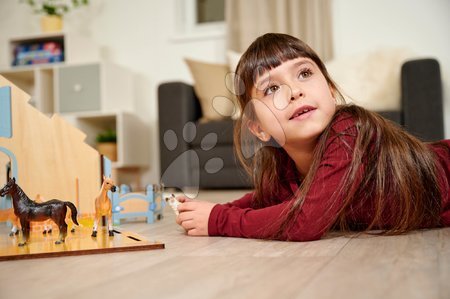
[236,33,321,103]
[252,39,307,76]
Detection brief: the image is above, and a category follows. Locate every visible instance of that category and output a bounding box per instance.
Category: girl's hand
[176,201,217,236]
[175,195,192,203]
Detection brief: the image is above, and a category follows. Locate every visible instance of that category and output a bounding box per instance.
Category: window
[196,0,225,24]
[175,0,225,40]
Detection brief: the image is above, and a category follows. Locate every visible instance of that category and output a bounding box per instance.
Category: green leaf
[20,0,89,16]
[96,129,117,143]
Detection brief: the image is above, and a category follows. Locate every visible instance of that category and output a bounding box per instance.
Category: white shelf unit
[0,66,55,115]
[54,62,134,114]
[64,112,149,168]
[0,33,148,171]
[0,62,134,116]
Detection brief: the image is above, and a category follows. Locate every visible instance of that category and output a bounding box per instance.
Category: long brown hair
[233,33,443,239]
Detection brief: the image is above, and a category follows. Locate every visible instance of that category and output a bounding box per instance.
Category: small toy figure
[0,208,20,236]
[0,178,79,246]
[165,194,181,216]
[92,176,117,237]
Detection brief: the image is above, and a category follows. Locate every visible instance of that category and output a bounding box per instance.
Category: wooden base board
[0,226,164,261]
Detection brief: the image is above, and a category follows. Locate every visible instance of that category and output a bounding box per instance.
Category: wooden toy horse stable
[0,75,103,215]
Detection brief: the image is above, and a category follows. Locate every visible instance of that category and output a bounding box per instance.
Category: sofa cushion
[325,49,414,111]
[185,58,237,121]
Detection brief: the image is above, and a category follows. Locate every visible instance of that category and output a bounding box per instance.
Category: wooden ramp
[0,227,164,261]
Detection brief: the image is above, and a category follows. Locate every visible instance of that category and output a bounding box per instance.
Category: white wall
[0,0,448,186]
[332,0,450,138]
[0,0,226,186]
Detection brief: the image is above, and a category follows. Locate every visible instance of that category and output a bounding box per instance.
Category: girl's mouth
[289,106,316,120]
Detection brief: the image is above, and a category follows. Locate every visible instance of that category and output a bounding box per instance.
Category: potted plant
[20,0,90,32]
[96,129,117,162]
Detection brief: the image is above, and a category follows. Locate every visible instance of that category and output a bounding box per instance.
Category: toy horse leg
[69,217,75,233]
[9,216,20,237]
[43,221,53,234]
[56,222,68,245]
[107,214,114,237]
[53,207,68,244]
[66,208,75,233]
[91,215,99,237]
[18,218,30,247]
[9,225,19,237]
[47,222,53,234]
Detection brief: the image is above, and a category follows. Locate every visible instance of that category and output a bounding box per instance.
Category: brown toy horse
[91,176,116,237]
[0,178,79,246]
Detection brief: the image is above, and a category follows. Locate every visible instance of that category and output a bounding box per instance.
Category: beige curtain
[226,0,333,61]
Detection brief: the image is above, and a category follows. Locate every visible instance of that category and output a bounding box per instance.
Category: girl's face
[248,57,336,148]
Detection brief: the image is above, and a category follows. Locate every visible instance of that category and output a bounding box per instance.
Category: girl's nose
[290,85,304,101]
[290,91,304,101]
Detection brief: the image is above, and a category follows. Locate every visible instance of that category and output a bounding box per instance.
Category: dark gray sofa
[158,58,444,189]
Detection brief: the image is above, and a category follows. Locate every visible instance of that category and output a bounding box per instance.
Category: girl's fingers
[176,195,192,203]
[177,201,196,212]
[176,210,193,225]
[187,229,200,236]
[180,220,196,231]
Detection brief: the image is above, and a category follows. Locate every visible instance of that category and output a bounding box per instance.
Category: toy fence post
[146,185,155,224]
[112,185,121,226]
[156,183,166,218]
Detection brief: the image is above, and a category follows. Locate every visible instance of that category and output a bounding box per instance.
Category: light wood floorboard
[0,189,448,299]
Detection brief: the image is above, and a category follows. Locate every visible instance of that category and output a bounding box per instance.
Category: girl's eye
[298,68,313,80]
[264,85,280,96]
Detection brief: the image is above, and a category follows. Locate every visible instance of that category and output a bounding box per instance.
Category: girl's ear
[247,120,271,142]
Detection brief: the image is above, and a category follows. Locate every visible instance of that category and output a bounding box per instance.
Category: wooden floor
[0,189,449,299]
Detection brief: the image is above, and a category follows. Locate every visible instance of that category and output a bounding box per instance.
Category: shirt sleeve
[208,127,357,241]
[221,192,255,209]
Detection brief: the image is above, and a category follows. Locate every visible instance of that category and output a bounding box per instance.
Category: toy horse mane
[8,179,33,204]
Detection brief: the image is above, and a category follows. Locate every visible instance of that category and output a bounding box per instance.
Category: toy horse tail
[65,202,79,226]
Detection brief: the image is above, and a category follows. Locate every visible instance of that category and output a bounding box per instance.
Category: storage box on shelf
[8,32,99,67]
[55,62,134,114]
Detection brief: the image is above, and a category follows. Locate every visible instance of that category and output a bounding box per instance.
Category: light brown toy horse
[91,176,117,237]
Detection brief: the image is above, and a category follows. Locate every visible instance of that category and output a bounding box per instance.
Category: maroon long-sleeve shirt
[208,114,450,241]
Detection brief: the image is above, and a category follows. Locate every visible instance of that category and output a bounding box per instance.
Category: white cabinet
[1,62,134,116]
[55,62,134,114]
[0,33,148,171]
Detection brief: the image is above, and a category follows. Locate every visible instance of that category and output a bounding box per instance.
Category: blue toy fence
[111,184,165,225]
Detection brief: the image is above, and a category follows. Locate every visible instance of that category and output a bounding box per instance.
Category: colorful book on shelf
[13,41,64,66]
